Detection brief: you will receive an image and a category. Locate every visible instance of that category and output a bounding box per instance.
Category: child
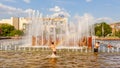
[94,42,100,52]
[50,42,56,56]
[108,44,112,48]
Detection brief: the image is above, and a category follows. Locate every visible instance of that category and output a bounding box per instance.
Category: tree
[9,30,24,36]
[115,30,120,38]
[0,23,24,37]
[95,22,112,37]
[0,24,15,36]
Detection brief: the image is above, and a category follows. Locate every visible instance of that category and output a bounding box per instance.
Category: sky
[0,0,120,23]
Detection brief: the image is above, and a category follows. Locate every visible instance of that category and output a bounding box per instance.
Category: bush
[9,30,24,36]
[95,22,112,37]
[0,23,24,37]
[115,30,120,38]
[0,24,15,36]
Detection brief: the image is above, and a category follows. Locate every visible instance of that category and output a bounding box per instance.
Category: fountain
[0,11,119,53]
[0,11,120,68]
[21,11,95,52]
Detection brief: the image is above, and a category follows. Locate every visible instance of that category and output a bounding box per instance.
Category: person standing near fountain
[107,44,113,48]
[50,42,57,56]
[94,42,100,52]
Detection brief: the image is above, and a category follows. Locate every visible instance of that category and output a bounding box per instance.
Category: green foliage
[95,22,112,37]
[115,30,120,38]
[9,30,24,36]
[0,23,24,36]
[0,24,15,36]
[96,31,102,37]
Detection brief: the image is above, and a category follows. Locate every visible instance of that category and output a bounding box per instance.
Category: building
[0,18,12,25]
[110,22,120,35]
[0,17,29,30]
[0,17,67,31]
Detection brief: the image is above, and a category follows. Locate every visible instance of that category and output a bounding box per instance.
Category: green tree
[115,30,120,38]
[95,22,112,37]
[0,24,15,36]
[96,30,102,37]
[9,30,24,36]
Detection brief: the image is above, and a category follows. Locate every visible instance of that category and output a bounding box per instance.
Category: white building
[0,17,29,30]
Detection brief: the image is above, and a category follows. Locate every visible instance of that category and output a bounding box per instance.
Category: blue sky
[0,0,120,22]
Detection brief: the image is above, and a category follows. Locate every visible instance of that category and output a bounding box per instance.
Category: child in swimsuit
[94,42,100,52]
[50,42,56,56]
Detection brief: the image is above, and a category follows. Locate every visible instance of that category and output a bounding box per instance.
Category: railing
[96,40,120,53]
[0,40,120,53]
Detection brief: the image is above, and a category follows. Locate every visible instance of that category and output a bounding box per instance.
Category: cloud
[25,9,34,13]
[23,0,31,3]
[74,13,95,25]
[49,6,70,17]
[96,17,113,23]
[74,13,114,25]
[49,6,61,12]
[0,3,34,18]
[74,13,113,24]
[86,0,92,2]
[52,11,70,18]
